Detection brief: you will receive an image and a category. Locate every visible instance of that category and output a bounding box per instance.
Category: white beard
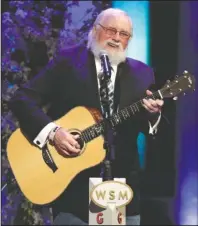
[88,38,127,66]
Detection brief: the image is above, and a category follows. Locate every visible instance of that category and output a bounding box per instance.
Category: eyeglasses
[97,23,132,40]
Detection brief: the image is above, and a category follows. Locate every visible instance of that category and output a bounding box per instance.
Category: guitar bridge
[42,144,58,172]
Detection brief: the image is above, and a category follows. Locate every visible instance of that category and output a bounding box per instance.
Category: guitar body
[7,106,106,205]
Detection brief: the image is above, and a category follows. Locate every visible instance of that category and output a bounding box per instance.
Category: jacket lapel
[117,59,141,110]
[77,48,102,111]
[116,60,132,110]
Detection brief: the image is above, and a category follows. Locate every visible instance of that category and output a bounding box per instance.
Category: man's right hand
[53,128,81,157]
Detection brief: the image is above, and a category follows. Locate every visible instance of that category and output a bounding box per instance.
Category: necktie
[99,72,114,118]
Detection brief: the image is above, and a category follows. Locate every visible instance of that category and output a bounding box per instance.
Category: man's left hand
[142,90,164,114]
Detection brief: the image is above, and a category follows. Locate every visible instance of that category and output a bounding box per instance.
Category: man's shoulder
[51,44,88,67]
[125,58,154,84]
[126,57,153,73]
[58,44,87,58]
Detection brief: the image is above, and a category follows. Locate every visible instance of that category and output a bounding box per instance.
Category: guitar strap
[42,144,58,172]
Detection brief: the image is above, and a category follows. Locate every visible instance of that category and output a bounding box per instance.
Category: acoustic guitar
[7,71,195,205]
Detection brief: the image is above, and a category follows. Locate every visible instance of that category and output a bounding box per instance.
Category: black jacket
[9,45,155,222]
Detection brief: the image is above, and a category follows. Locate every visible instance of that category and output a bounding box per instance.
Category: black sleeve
[9,56,67,143]
[137,67,161,135]
[137,67,168,135]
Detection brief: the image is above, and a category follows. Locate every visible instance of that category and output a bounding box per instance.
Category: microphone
[99,50,111,78]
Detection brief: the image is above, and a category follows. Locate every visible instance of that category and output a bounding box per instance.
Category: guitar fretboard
[80,90,162,143]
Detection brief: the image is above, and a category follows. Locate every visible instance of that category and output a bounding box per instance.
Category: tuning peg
[184,70,188,74]
[173,97,178,100]
[166,80,170,83]
[183,93,186,96]
[175,75,179,78]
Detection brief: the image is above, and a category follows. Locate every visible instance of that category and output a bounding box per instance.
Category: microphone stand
[99,56,115,182]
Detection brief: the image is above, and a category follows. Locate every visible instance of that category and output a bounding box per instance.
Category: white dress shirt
[33,58,161,148]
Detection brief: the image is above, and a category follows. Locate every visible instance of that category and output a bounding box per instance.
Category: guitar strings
[80,75,187,143]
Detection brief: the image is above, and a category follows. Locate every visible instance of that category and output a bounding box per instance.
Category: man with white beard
[9,8,164,225]
[87,8,130,66]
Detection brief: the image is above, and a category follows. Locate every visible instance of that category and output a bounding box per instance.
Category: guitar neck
[81,90,163,143]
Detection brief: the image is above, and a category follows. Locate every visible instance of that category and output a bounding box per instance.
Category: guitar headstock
[160,70,196,100]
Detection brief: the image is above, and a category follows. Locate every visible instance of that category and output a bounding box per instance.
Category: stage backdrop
[175,1,198,225]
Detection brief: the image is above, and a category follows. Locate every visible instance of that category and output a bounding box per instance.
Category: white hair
[93,8,132,31]
[87,8,132,65]
[87,8,133,47]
